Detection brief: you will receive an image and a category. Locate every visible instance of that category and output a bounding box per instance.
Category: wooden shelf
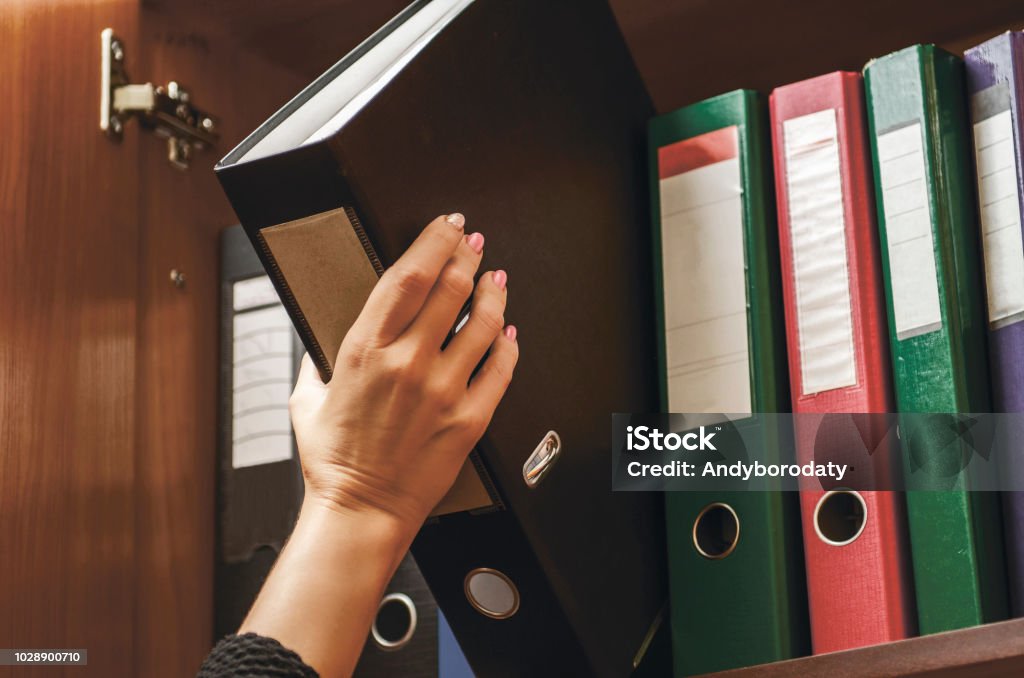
[704,618,1024,677]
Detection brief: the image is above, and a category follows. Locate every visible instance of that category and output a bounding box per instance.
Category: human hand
[288,213,518,535]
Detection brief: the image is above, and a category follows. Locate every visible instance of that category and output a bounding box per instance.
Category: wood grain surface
[0,3,301,676]
[0,2,140,676]
[152,0,1024,113]
[132,9,303,676]
[707,618,1024,677]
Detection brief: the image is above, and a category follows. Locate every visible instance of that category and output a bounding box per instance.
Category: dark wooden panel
[610,0,1024,112]
[154,0,1024,116]
[0,1,140,677]
[707,618,1024,677]
[149,0,409,83]
[132,10,305,677]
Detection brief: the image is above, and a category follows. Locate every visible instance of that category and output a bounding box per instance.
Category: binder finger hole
[371,592,418,650]
[814,490,867,546]
[464,568,520,619]
[692,503,739,559]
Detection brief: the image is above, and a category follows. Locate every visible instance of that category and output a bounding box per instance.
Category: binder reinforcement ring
[464,568,520,620]
[813,490,868,547]
[371,592,418,651]
[692,502,740,560]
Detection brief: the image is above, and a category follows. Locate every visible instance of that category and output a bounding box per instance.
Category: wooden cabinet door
[0,4,303,676]
[132,13,302,676]
[0,2,141,677]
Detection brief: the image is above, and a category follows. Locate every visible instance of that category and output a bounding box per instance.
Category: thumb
[290,353,328,408]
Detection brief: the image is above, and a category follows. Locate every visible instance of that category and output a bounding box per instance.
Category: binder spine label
[782,108,857,395]
[971,86,1024,330]
[234,275,282,311]
[657,126,752,414]
[876,123,942,340]
[260,208,381,376]
[231,291,295,468]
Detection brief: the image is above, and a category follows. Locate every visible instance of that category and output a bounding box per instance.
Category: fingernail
[492,269,507,290]
[446,213,465,229]
[504,325,517,341]
[466,232,485,253]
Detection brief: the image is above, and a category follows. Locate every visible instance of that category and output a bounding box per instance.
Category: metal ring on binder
[371,592,418,651]
[692,502,740,560]
[523,431,561,488]
[813,490,868,546]
[464,568,520,620]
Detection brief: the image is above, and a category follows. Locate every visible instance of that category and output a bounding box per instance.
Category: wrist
[296,495,419,569]
[302,467,431,537]
[240,494,419,677]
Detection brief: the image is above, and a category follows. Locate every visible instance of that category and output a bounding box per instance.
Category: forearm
[239,499,416,678]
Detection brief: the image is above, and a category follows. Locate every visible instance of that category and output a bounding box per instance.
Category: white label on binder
[973,109,1024,329]
[233,274,280,312]
[876,123,942,340]
[232,297,294,468]
[658,126,751,415]
[783,109,857,395]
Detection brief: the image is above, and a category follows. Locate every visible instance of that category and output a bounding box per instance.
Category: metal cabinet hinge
[100,28,218,169]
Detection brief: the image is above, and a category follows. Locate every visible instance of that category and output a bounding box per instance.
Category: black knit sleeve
[197,633,320,677]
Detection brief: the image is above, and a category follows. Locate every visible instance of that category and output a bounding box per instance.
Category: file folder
[650,90,808,676]
[438,612,473,678]
[215,1,668,675]
[966,31,1024,618]
[770,71,916,653]
[864,44,1008,633]
[353,554,439,677]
